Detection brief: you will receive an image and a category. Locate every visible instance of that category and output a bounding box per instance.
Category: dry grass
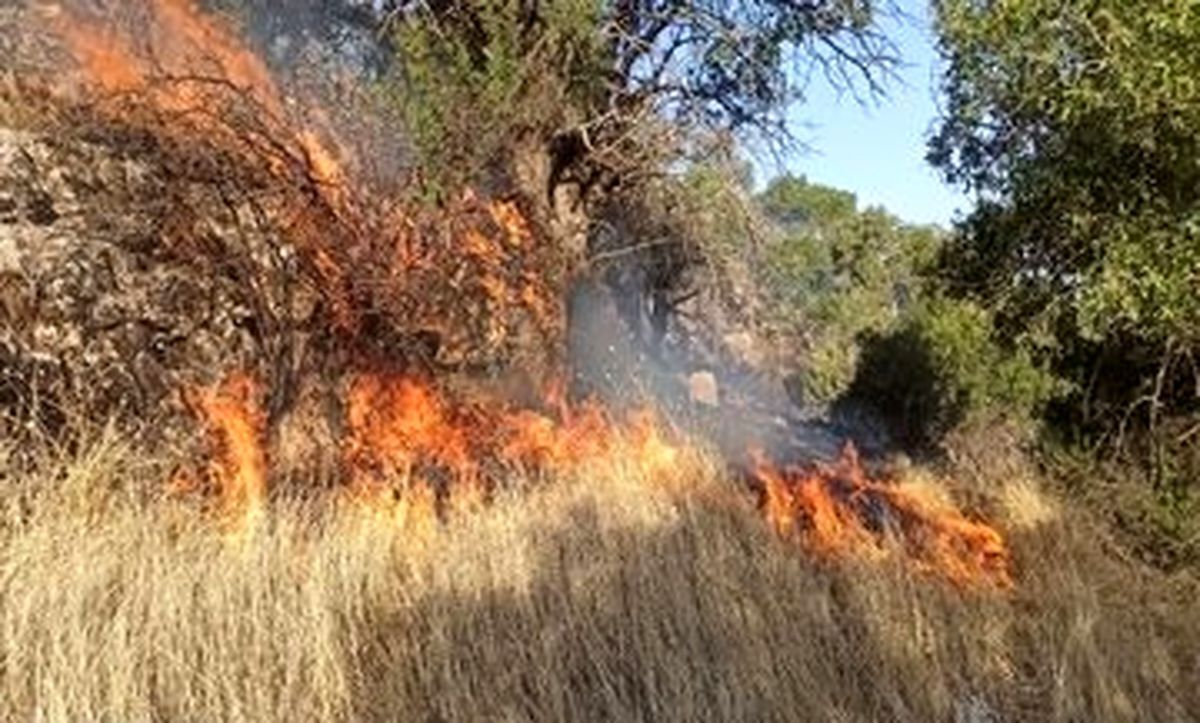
[0,427,1196,722]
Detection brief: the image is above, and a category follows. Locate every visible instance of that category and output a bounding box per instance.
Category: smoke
[569,260,845,470]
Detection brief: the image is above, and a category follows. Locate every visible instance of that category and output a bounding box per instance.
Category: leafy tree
[383,1,899,261]
[929,0,1200,451]
[757,174,941,402]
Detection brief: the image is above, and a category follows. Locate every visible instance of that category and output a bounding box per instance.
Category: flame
[51,0,347,197]
[343,374,677,507]
[625,408,682,480]
[55,0,279,114]
[750,444,1012,589]
[42,3,566,356]
[298,129,346,187]
[51,20,143,93]
[488,200,533,248]
[38,2,1013,591]
[44,0,367,337]
[179,369,1011,590]
[186,374,268,528]
[344,374,482,495]
[347,474,441,540]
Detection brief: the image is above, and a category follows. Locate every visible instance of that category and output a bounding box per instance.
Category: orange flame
[47,1,1012,592]
[338,373,684,521]
[500,402,612,469]
[750,444,1012,589]
[51,0,346,195]
[344,374,481,493]
[186,374,268,527]
[488,200,533,248]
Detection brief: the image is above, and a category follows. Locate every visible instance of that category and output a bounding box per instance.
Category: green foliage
[675,161,760,261]
[1078,216,1200,344]
[384,1,895,194]
[1046,437,1200,570]
[846,297,1059,450]
[387,0,605,193]
[757,175,942,402]
[930,0,1200,446]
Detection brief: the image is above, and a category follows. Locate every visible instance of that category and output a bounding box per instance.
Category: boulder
[686,370,719,407]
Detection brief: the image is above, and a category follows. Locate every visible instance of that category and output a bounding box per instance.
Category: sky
[763,3,968,227]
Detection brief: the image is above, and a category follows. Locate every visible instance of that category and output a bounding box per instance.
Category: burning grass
[751,446,1012,588]
[0,427,1195,722]
[178,371,1012,589]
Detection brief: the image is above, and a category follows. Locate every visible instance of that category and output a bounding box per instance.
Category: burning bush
[1,0,566,441]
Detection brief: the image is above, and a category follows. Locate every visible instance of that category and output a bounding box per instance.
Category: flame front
[187,374,268,529]
[751,445,1012,588]
[182,369,1009,589]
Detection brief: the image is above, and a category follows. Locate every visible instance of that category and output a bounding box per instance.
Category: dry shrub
[0,425,1196,722]
[0,3,572,452]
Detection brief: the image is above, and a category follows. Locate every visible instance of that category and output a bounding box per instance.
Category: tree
[756,174,941,402]
[384,1,899,264]
[930,0,1200,451]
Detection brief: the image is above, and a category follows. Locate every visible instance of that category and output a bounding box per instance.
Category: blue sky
[762,3,968,227]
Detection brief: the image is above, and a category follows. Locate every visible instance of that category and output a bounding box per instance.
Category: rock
[687,370,719,406]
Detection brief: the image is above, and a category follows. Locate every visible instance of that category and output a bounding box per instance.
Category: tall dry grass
[0,426,1196,722]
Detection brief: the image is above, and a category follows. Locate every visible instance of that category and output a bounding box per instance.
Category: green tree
[930,0,1200,453]
[757,174,941,402]
[385,1,899,263]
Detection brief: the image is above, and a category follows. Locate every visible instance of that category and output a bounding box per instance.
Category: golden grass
[0,428,1196,722]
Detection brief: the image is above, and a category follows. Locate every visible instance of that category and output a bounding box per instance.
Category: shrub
[844,296,1059,451]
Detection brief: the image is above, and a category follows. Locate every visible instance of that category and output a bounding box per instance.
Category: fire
[55,0,278,117]
[750,445,1012,589]
[488,200,533,247]
[344,374,481,495]
[501,397,612,469]
[180,368,1011,589]
[40,2,567,363]
[35,2,1013,591]
[298,129,346,187]
[342,373,681,517]
[625,409,682,479]
[50,0,347,197]
[185,374,268,528]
